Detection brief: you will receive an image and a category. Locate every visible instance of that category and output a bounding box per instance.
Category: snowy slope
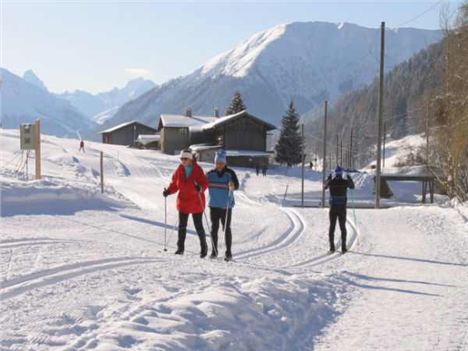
[60,78,157,124]
[0,68,97,139]
[108,22,441,128]
[0,130,466,350]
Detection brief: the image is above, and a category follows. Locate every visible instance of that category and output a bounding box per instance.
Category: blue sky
[2,0,462,93]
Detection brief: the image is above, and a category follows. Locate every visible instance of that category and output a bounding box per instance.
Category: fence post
[100,151,104,193]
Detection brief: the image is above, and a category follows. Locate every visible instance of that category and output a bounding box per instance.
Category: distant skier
[207,149,239,261]
[324,165,355,254]
[255,163,260,176]
[261,164,268,176]
[163,149,209,258]
[79,140,85,152]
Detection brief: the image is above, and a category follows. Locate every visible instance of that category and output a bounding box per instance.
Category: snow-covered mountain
[107,22,442,129]
[60,78,156,125]
[22,70,48,91]
[0,68,97,138]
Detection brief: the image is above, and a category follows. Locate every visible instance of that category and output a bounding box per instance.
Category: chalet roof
[201,110,276,131]
[159,114,217,128]
[99,120,157,134]
[225,150,272,157]
[159,110,276,131]
[137,134,160,145]
[189,143,272,157]
[189,143,222,152]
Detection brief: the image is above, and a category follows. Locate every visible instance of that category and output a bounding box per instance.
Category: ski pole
[164,191,168,252]
[350,188,357,229]
[222,189,233,255]
[195,183,217,256]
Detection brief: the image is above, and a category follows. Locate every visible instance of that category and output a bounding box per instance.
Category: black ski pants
[177,212,207,253]
[329,205,347,251]
[209,207,232,256]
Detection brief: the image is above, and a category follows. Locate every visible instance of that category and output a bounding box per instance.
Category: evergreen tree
[275,100,304,167]
[225,91,246,115]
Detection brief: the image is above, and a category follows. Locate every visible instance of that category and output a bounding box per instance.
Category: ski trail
[0,237,73,245]
[4,248,13,281]
[282,216,360,270]
[0,240,77,250]
[0,257,162,300]
[235,207,305,260]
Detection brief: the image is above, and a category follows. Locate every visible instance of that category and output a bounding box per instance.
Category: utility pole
[376,21,385,209]
[336,134,339,167]
[301,123,305,208]
[426,102,430,166]
[321,101,328,208]
[349,129,353,169]
[383,121,386,169]
[340,138,343,166]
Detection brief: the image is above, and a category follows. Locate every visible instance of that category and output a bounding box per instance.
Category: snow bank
[0,176,124,217]
[64,275,341,351]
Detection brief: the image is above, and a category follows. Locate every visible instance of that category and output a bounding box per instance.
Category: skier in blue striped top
[207,149,239,261]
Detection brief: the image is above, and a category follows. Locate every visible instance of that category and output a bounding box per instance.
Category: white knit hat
[179,149,193,160]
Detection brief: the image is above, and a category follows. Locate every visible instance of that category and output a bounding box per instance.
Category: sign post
[35,119,41,180]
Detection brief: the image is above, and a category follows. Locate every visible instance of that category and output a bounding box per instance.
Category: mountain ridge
[105,21,441,130]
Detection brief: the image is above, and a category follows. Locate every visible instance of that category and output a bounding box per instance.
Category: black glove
[163,188,170,197]
[194,183,201,192]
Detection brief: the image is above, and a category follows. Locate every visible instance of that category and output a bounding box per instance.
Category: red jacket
[167,162,208,214]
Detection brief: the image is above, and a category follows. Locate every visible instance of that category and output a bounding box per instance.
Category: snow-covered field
[1,129,467,350]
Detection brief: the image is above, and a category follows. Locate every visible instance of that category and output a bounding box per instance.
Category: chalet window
[179,128,188,136]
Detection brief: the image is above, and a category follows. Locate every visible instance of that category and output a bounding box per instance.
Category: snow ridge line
[235,206,306,260]
[0,240,77,250]
[0,237,72,245]
[0,257,162,301]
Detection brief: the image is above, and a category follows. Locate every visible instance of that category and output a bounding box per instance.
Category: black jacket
[324,174,355,206]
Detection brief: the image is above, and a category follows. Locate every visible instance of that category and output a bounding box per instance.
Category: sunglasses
[180,157,190,161]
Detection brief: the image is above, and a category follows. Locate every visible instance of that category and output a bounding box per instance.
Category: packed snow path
[1,130,467,350]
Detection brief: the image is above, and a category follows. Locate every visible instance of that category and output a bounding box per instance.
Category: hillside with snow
[1,129,467,350]
[108,22,441,129]
[0,68,97,138]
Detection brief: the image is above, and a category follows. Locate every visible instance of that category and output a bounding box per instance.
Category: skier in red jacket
[163,149,209,257]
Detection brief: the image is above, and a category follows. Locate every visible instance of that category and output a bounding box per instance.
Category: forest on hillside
[304,2,467,201]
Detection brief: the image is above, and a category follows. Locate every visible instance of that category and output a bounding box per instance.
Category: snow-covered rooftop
[159,114,217,128]
[201,110,276,131]
[99,120,138,134]
[160,110,275,131]
[137,134,160,145]
[189,143,222,152]
[99,120,156,134]
[225,150,272,157]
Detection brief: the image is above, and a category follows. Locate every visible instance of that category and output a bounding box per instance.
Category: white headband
[180,150,193,160]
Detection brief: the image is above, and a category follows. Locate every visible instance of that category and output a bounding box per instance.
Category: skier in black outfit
[324,165,355,254]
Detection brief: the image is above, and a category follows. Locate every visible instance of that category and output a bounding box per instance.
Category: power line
[395,1,444,28]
